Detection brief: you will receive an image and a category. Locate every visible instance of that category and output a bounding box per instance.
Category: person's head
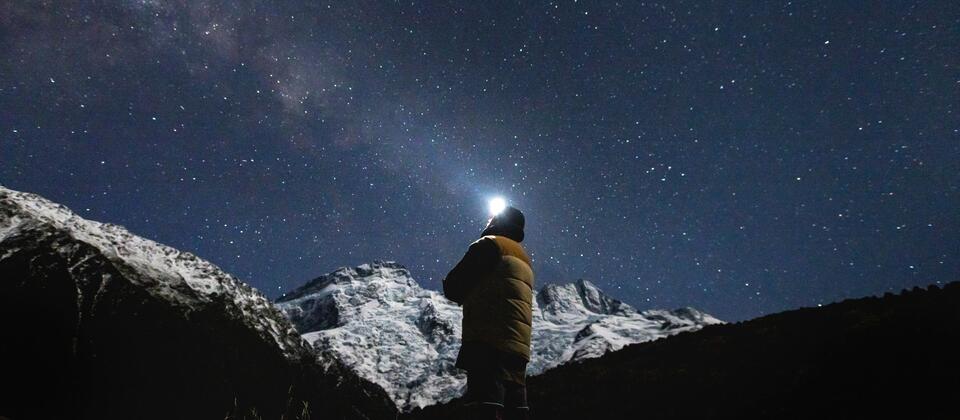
[481,206,525,242]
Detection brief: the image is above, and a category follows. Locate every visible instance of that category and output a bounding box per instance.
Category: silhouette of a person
[443,206,534,420]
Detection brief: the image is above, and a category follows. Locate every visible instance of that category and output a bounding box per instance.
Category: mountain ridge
[275,260,722,410]
[0,185,396,420]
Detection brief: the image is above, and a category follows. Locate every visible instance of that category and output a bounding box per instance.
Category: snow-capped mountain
[0,186,303,356]
[276,261,723,410]
[0,186,395,419]
[532,281,722,372]
[277,261,464,411]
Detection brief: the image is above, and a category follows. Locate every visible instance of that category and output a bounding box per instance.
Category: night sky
[1,1,957,321]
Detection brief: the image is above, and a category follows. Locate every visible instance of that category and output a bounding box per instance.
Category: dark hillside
[407,282,960,419]
[0,188,396,420]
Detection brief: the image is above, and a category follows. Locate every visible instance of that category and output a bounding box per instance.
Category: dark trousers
[463,370,529,420]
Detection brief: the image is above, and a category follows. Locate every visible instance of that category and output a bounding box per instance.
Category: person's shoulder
[468,236,497,250]
[472,235,496,245]
[484,235,531,264]
[468,236,501,257]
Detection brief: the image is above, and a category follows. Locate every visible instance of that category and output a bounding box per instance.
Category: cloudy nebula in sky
[1,1,957,320]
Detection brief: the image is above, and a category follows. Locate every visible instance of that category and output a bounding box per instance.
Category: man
[443,206,534,420]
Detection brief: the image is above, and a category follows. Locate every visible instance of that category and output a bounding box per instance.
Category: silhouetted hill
[406,282,960,419]
[0,186,396,420]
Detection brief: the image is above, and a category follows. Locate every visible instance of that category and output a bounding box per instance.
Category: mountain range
[275,261,721,410]
[5,185,955,420]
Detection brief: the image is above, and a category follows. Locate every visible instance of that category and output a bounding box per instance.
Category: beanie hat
[497,206,525,229]
[482,206,525,242]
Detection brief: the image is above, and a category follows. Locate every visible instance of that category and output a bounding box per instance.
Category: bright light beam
[488,196,507,216]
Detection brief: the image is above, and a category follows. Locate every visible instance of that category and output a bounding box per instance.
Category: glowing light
[488,196,507,216]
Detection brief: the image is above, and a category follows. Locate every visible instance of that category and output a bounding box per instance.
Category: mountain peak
[278,260,414,303]
[357,259,409,273]
[538,279,635,318]
[275,261,461,410]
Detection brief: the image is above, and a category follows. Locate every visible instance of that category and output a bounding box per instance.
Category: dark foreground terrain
[407,282,960,419]
[0,187,396,420]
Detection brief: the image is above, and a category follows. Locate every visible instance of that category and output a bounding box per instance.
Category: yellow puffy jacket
[443,235,535,361]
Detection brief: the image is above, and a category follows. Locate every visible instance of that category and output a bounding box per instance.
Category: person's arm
[442,237,499,304]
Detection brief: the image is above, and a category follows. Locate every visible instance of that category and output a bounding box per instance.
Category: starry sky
[1,1,957,321]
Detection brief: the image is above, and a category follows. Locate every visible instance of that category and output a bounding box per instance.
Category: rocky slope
[276,261,722,410]
[0,186,396,420]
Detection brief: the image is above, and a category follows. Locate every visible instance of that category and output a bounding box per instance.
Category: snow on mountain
[276,261,723,410]
[0,185,397,419]
[531,280,722,371]
[277,261,464,410]
[0,186,307,358]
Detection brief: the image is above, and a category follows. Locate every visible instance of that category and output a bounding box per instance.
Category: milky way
[1,1,957,320]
